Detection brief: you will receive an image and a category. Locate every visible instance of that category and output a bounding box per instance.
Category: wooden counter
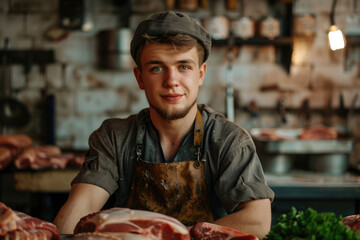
[13,169,79,192]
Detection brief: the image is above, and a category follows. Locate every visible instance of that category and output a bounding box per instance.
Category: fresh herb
[264,207,360,240]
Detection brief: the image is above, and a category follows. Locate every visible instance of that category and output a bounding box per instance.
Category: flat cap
[131,11,211,63]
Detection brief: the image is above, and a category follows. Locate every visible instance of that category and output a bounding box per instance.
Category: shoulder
[200,104,254,148]
[90,109,149,140]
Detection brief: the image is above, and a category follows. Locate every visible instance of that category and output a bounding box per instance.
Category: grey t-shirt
[72,104,274,219]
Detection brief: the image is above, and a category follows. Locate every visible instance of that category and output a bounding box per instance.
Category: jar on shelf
[259,16,281,39]
[203,16,229,40]
[232,16,255,39]
[178,0,198,11]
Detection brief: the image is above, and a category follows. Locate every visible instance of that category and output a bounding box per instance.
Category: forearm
[213,199,272,239]
[53,183,110,234]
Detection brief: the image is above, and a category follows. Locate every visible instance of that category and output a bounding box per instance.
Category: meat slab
[189,222,258,240]
[74,208,190,240]
[299,125,338,139]
[343,214,360,233]
[0,135,32,170]
[0,202,59,240]
[71,232,152,240]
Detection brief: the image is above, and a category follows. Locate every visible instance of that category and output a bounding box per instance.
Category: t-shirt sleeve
[71,120,119,195]
[213,131,274,213]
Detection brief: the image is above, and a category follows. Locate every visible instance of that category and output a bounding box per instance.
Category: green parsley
[264,207,360,240]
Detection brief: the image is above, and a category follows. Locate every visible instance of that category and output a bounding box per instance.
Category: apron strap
[194,109,204,161]
[136,108,204,161]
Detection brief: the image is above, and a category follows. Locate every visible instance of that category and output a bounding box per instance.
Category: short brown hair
[135,33,205,68]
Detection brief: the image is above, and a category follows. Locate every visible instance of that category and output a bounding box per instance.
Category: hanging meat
[0,201,60,240]
[73,208,191,240]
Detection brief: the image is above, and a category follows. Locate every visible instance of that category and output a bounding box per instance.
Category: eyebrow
[144,59,196,66]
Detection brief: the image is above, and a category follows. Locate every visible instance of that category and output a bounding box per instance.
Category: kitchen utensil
[96,29,133,70]
[260,154,293,175]
[0,38,30,131]
[308,154,349,176]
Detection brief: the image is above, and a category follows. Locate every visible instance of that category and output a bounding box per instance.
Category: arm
[53,183,110,234]
[213,198,272,239]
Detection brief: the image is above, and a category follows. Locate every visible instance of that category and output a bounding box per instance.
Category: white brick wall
[1,0,360,149]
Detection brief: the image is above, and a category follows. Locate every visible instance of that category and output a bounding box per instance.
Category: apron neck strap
[194,109,204,161]
[136,108,204,161]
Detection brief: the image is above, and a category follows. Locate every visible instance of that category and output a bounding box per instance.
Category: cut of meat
[67,155,85,168]
[189,222,258,240]
[71,232,153,240]
[0,202,59,240]
[343,214,360,233]
[0,134,33,170]
[299,125,338,139]
[0,135,32,149]
[13,146,62,169]
[4,228,53,240]
[0,147,12,170]
[74,208,190,240]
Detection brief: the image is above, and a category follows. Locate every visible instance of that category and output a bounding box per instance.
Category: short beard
[150,99,197,120]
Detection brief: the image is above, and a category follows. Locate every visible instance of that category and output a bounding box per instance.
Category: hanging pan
[0,38,30,129]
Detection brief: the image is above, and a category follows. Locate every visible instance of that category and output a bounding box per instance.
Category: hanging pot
[96,28,134,70]
[0,38,30,130]
[0,97,30,128]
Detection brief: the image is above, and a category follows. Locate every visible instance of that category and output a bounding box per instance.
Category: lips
[161,93,183,101]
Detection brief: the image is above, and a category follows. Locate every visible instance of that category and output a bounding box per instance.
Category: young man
[54,11,274,239]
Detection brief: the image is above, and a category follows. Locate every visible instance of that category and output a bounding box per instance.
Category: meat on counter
[0,201,60,240]
[0,134,84,170]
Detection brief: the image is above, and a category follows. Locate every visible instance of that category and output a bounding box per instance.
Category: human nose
[163,67,179,87]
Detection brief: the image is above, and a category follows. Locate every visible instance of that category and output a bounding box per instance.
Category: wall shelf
[212,37,293,72]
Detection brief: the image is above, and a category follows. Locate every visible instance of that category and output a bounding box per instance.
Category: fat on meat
[0,135,33,170]
[13,146,62,169]
[299,125,338,139]
[0,202,59,240]
[74,208,190,240]
[0,135,32,149]
[190,222,258,240]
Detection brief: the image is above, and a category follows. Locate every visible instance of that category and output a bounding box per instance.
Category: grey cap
[130,11,211,63]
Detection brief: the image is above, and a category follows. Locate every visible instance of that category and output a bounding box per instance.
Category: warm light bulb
[328,25,346,51]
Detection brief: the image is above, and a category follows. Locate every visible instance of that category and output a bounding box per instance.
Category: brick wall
[0,0,359,150]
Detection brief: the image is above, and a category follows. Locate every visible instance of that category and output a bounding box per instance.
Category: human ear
[134,67,144,89]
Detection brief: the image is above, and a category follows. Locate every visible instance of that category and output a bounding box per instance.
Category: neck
[150,106,198,161]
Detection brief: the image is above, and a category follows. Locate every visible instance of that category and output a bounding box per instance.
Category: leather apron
[126,109,214,226]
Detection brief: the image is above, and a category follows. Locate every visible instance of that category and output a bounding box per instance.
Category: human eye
[179,65,190,70]
[150,66,163,72]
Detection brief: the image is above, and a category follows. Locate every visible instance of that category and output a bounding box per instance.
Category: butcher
[54,11,274,239]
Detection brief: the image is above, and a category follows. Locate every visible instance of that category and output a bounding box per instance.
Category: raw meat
[3,228,53,240]
[74,208,190,240]
[13,146,62,169]
[0,147,12,170]
[66,155,85,168]
[0,135,32,149]
[0,202,59,240]
[71,232,152,240]
[189,222,258,240]
[299,125,338,140]
[0,134,33,170]
[343,214,360,233]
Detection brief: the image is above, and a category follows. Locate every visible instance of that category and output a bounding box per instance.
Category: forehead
[140,43,199,64]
